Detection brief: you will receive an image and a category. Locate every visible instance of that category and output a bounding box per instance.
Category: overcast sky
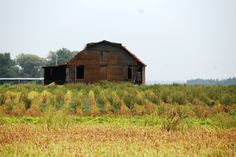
[0,0,236,81]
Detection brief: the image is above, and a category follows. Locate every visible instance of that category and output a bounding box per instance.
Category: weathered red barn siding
[68,42,142,83]
[68,50,100,83]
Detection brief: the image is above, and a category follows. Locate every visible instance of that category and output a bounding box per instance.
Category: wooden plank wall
[67,43,145,84]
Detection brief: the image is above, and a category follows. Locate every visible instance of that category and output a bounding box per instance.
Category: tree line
[187,78,236,85]
[0,48,77,78]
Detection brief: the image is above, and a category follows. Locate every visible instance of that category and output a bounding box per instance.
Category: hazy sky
[0,0,236,81]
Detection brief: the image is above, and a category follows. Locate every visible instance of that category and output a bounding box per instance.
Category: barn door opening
[65,67,69,82]
[76,65,84,79]
[128,65,132,80]
[135,66,142,84]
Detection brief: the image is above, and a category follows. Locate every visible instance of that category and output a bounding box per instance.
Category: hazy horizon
[1,0,236,81]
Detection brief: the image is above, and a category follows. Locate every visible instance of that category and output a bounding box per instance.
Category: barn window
[128,65,132,79]
[76,65,84,79]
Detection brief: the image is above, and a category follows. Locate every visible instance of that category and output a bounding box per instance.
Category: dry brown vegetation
[0,124,236,157]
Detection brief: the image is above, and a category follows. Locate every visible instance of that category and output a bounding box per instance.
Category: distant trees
[0,53,19,77]
[16,54,47,78]
[0,48,78,78]
[187,78,236,85]
[46,48,77,66]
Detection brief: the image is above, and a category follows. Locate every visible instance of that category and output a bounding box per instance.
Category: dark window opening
[76,65,84,79]
[128,66,132,79]
[137,72,141,82]
[137,66,142,71]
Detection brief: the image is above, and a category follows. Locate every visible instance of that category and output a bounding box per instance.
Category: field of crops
[0,82,236,156]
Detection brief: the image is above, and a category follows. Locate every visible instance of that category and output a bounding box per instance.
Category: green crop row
[0,82,235,118]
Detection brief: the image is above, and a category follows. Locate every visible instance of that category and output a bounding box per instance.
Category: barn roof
[87,40,147,66]
[43,64,67,68]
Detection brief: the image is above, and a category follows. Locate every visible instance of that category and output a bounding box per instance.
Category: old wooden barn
[43,40,146,84]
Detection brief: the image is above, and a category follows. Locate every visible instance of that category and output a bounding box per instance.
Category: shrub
[176,104,192,118]
[117,99,131,115]
[0,93,3,105]
[145,90,161,105]
[193,105,208,118]
[109,91,120,112]
[161,115,181,131]
[41,90,52,103]
[135,92,146,105]
[25,97,42,116]
[122,91,135,109]
[96,90,114,114]
[0,104,7,115]
[191,98,205,106]
[143,100,157,114]
[96,90,107,111]
[131,103,144,115]
[43,111,72,130]
[211,102,227,114]
[64,90,73,105]
[103,101,114,114]
[156,104,166,116]
[2,91,22,114]
[27,91,39,101]
[220,94,233,105]
[212,112,236,129]
[87,90,99,116]
[10,103,26,116]
[171,92,187,105]
[62,90,73,114]
[75,91,84,115]
[160,89,171,104]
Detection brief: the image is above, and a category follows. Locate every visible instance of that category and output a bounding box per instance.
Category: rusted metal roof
[43,64,67,68]
[122,46,147,66]
[87,40,147,66]
[87,40,122,47]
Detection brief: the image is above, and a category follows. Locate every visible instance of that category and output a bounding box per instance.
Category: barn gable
[69,40,146,66]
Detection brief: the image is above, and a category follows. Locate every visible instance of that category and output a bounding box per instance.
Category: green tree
[0,53,19,77]
[16,53,46,77]
[47,48,77,66]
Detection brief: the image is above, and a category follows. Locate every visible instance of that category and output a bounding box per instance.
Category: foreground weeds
[0,115,236,156]
[0,121,235,157]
